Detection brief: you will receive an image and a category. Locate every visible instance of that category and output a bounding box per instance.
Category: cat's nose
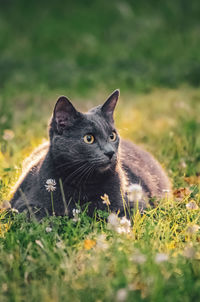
[104,150,115,159]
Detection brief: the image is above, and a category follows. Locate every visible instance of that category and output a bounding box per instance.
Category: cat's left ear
[101,89,119,122]
[53,96,79,134]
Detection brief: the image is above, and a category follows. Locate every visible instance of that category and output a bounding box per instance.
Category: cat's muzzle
[97,156,117,173]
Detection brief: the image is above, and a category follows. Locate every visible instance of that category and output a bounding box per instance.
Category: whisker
[62,162,89,186]
[56,160,83,170]
[83,164,96,186]
[77,164,93,187]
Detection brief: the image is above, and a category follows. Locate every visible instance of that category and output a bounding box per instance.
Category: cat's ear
[101,89,119,122]
[53,96,79,134]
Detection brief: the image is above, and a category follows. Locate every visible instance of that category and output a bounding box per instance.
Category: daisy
[186,224,200,234]
[108,213,119,230]
[117,216,131,234]
[116,288,128,302]
[127,184,143,202]
[155,253,168,263]
[96,234,108,250]
[45,227,52,233]
[72,208,81,222]
[186,201,199,210]
[45,179,56,192]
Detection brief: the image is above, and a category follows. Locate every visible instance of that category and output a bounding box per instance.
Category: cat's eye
[109,131,117,142]
[84,134,95,144]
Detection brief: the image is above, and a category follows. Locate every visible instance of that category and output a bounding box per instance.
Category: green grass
[0,194,200,301]
[0,88,200,302]
[0,0,200,301]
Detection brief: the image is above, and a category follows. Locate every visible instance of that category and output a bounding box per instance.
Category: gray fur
[11,90,171,219]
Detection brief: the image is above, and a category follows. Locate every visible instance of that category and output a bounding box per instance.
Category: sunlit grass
[0,87,200,301]
[0,196,199,301]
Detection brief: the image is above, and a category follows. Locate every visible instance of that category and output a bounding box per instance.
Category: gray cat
[11,90,171,219]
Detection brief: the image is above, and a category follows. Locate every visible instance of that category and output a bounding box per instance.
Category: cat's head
[49,90,120,179]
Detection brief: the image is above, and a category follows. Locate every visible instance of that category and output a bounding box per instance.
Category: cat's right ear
[101,89,119,123]
[53,96,79,134]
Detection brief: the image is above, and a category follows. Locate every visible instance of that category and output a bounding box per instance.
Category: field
[0,1,200,301]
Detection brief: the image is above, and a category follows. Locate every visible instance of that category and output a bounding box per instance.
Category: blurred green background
[1,0,200,187]
[1,0,200,97]
[1,0,200,132]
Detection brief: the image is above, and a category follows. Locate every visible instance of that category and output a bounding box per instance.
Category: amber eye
[109,131,117,142]
[84,134,95,144]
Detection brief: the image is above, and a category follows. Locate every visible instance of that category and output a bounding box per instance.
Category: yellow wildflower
[101,193,110,206]
[84,239,96,250]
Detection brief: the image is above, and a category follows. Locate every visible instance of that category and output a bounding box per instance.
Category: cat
[11,90,171,219]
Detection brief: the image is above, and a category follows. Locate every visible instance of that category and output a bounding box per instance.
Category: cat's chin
[96,161,116,173]
[98,164,111,173]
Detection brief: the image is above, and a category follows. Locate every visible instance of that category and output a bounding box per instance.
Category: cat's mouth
[96,158,117,173]
[98,163,111,172]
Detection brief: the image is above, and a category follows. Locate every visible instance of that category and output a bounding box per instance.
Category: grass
[0,87,200,302]
[1,197,200,302]
[0,0,200,301]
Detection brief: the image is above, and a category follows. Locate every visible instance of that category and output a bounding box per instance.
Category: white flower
[120,216,131,228]
[186,224,200,234]
[45,227,52,233]
[108,213,119,230]
[116,288,128,302]
[155,253,168,263]
[127,184,143,202]
[117,217,131,234]
[96,234,108,250]
[108,214,131,234]
[45,179,56,192]
[162,189,170,193]
[183,244,195,259]
[132,250,146,264]
[186,201,199,210]
[11,208,19,214]
[72,208,81,222]
[115,226,123,234]
[72,208,80,215]
[162,189,171,199]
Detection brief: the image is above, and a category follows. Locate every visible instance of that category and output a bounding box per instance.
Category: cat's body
[11,90,171,219]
